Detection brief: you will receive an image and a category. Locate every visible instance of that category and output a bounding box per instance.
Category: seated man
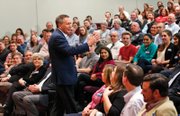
[118,31,137,63]
[138,73,177,116]
[76,44,99,76]
[120,64,144,116]
[168,64,180,114]
[3,53,47,116]
[12,67,55,116]
[107,31,124,60]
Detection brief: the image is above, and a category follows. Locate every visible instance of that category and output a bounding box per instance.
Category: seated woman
[89,64,127,116]
[75,46,115,107]
[133,33,157,74]
[82,64,115,116]
[3,53,47,116]
[25,34,42,53]
[151,30,175,73]
[169,33,180,67]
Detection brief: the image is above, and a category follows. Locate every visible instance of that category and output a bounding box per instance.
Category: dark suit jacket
[8,62,35,83]
[38,67,55,93]
[23,65,47,85]
[0,48,10,64]
[48,29,89,85]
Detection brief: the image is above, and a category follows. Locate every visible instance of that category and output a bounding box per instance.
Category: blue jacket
[48,29,89,85]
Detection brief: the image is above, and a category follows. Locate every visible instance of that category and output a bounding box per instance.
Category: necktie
[110,43,115,49]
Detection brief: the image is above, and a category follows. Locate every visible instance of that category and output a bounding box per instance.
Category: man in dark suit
[48,14,96,115]
[168,65,180,114]
[12,67,54,116]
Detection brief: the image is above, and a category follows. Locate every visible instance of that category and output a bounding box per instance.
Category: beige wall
[0,0,169,38]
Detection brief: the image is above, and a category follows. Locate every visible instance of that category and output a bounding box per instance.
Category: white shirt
[165,22,180,35]
[107,41,124,60]
[38,72,51,92]
[121,86,145,116]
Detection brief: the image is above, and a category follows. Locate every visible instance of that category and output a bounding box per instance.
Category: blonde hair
[103,64,115,85]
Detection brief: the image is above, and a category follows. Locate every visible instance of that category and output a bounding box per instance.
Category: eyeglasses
[157,26,162,28]
[110,35,117,37]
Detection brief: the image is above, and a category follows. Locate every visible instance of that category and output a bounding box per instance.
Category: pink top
[89,85,106,109]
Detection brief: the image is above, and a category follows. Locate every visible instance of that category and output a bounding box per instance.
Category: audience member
[76,44,99,76]
[86,15,97,30]
[154,22,165,46]
[0,41,10,65]
[104,11,113,28]
[130,11,142,29]
[138,73,177,116]
[154,1,164,17]
[25,34,42,53]
[133,34,157,74]
[118,5,130,21]
[167,1,175,14]
[0,52,23,82]
[142,12,155,34]
[98,21,110,45]
[3,53,47,116]
[118,31,137,63]
[75,46,115,107]
[12,66,54,116]
[120,11,131,31]
[110,19,126,40]
[165,13,180,35]
[16,35,27,55]
[90,64,127,116]
[46,21,54,33]
[168,60,180,113]
[39,30,52,60]
[155,8,169,23]
[10,33,17,44]
[84,19,95,34]
[79,26,88,44]
[66,27,79,47]
[72,22,80,36]
[120,64,144,116]
[130,22,144,46]
[82,64,115,116]
[2,36,10,49]
[175,6,180,26]
[4,42,22,71]
[107,31,124,60]
[149,23,158,38]
[15,28,25,37]
[151,30,174,72]
[25,28,41,43]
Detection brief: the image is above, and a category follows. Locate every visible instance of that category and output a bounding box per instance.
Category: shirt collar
[124,86,142,103]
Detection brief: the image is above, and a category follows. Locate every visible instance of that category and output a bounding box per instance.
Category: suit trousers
[50,85,78,116]
[13,90,48,116]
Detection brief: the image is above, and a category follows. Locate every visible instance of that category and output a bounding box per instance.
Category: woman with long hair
[89,64,127,116]
[151,30,174,72]
[82,64,115,116]
[75,47,115,107]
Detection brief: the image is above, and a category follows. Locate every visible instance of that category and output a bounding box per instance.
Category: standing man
[48,14,96,116]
